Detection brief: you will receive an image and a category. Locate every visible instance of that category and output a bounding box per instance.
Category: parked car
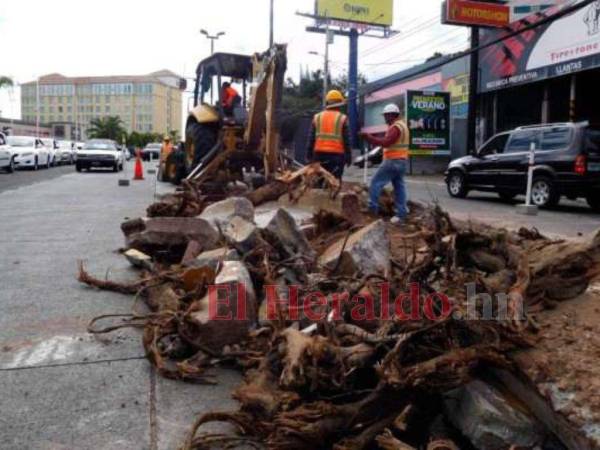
[141,143,161,161]
[0,132,14,173]
[6,135,51,170]
[353,146,383,168]
[56,140,75,165]
[445,121,600,210]
[76,139,125,172]
[40,138,58,167]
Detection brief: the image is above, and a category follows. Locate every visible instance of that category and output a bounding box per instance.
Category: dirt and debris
[79,163,600,450]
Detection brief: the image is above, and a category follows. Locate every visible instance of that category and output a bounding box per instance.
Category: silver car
[57,140,75,165]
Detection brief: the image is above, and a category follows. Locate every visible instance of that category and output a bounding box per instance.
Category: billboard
[443,0,510,28]
[405,90,451,156]
[480,1,600,92]
[316,0,393,27]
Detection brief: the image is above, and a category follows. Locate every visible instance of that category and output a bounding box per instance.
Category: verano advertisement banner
[405,90,451,156]
[315,0,393,26]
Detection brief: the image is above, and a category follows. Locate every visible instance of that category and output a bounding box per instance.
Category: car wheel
[446,170,468,198]
[6,157,15,173]
[498,191,516,202]
[186,121,218,174]
[113,162,118,172]
[586,194,600,212]
[530,176,559,208]
[76,163,82,172]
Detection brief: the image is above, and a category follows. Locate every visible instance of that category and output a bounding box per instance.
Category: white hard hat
[382,103,400,115]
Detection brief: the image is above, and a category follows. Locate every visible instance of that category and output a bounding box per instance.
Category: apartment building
[21,70,185,140]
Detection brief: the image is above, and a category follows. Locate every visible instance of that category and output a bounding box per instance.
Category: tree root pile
[79,165,600,449]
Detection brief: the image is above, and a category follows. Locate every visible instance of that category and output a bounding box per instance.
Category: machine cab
[192,52,253,126]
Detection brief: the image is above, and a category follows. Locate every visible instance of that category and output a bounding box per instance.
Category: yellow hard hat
[325,90,345,105]
[163,135,170,141]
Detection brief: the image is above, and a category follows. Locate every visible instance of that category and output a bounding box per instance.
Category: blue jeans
[369,159,408,218]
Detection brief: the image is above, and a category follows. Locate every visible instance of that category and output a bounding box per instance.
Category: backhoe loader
[162,44,287,185]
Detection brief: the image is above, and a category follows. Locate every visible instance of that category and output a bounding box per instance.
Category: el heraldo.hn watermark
[205,281,525,322]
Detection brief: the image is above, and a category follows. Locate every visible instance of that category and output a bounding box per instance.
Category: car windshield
[7,136,35,147]
[84,142,116,150]
[58,141,72,148]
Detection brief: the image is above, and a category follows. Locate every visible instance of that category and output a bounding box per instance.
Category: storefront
[477,1,600,142]
[360,55,469,174]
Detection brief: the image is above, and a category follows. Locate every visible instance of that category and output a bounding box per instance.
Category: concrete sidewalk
[0,164,238,450]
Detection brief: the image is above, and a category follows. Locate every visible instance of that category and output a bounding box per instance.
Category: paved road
[346,167,600,239]
[0,164,238,449]
[0,164,76,193]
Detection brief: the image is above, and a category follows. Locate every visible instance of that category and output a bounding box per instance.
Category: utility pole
[200,29,225,55]
[35,77,40,138]
[348,28,359,149]
[466,26,479,153]
[269,0,274,47]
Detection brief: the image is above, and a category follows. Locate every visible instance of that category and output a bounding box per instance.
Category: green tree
[87,116,127,141]
[0,76,13,89]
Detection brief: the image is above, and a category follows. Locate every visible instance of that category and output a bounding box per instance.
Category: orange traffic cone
[133,149,144,181]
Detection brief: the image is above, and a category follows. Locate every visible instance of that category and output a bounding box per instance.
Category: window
[58,106,63,113]
[506,130,541,153]
[105,106,110,113]
[479,134,509,156]
[541,127,572,151]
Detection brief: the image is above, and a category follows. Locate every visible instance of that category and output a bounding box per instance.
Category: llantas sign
[442,0,510,28]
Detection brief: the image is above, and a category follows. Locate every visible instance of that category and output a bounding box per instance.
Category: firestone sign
[443,0,511,28]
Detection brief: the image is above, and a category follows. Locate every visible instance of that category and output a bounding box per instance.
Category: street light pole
[309,48,330,109]
[269,0,274,47]
[35,77,40,138]
[200,29,226,55]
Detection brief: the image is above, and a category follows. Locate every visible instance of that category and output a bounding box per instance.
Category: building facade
[477,1,600,142]
[20,70,185,140]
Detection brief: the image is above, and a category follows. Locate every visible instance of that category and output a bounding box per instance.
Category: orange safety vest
[222,87,239,108]
[313,110,347,154]
[383,120,409,160]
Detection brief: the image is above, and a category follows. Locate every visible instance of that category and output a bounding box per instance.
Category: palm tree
[0,76,13,89]
[87,116,127,141]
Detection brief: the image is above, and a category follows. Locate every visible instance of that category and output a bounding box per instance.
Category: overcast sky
[0,0,468,123]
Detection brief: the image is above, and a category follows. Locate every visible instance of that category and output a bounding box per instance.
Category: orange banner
[444,0,510,28]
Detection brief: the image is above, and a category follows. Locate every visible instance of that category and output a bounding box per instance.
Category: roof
[361,54,458,96]
[195,52,253,79]
[22,70,185,89]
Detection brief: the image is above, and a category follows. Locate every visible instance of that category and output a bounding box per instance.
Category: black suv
[445,122,600,210]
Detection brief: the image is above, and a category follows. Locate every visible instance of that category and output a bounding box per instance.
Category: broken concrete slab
[445,380,546,450]
[262,208,314,259]
[123,217,220,262]
[319,219,390,276]
[199,197,254,229]
[123,248,152,270]
[184,261,257,353]
[223,216,261,253]
[278,188,342,215]
[187,247,240,271]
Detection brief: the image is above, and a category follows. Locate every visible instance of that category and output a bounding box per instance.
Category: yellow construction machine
[162,45,287,185]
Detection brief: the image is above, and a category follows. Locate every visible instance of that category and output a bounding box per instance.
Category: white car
[7,135,51,170]
[76,139,125,172]
[41,138,58,167]
[0,132,14,173]
[56,140,75,165]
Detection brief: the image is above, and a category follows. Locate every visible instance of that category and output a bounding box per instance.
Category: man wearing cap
[160,135,174,163]
[360,103,410,224]
[305,89,352,180]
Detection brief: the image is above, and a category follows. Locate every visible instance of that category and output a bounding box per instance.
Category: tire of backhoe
[186,121,218,174]
[164,152,185,185]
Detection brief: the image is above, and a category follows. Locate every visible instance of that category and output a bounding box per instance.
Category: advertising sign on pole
[405,90,451,156]
[316,0,393,27]
[442,0,510,28]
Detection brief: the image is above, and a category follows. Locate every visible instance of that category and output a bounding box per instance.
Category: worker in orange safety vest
[360,103,410,224]
[221,82,241,116]
[305,89,352,179]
